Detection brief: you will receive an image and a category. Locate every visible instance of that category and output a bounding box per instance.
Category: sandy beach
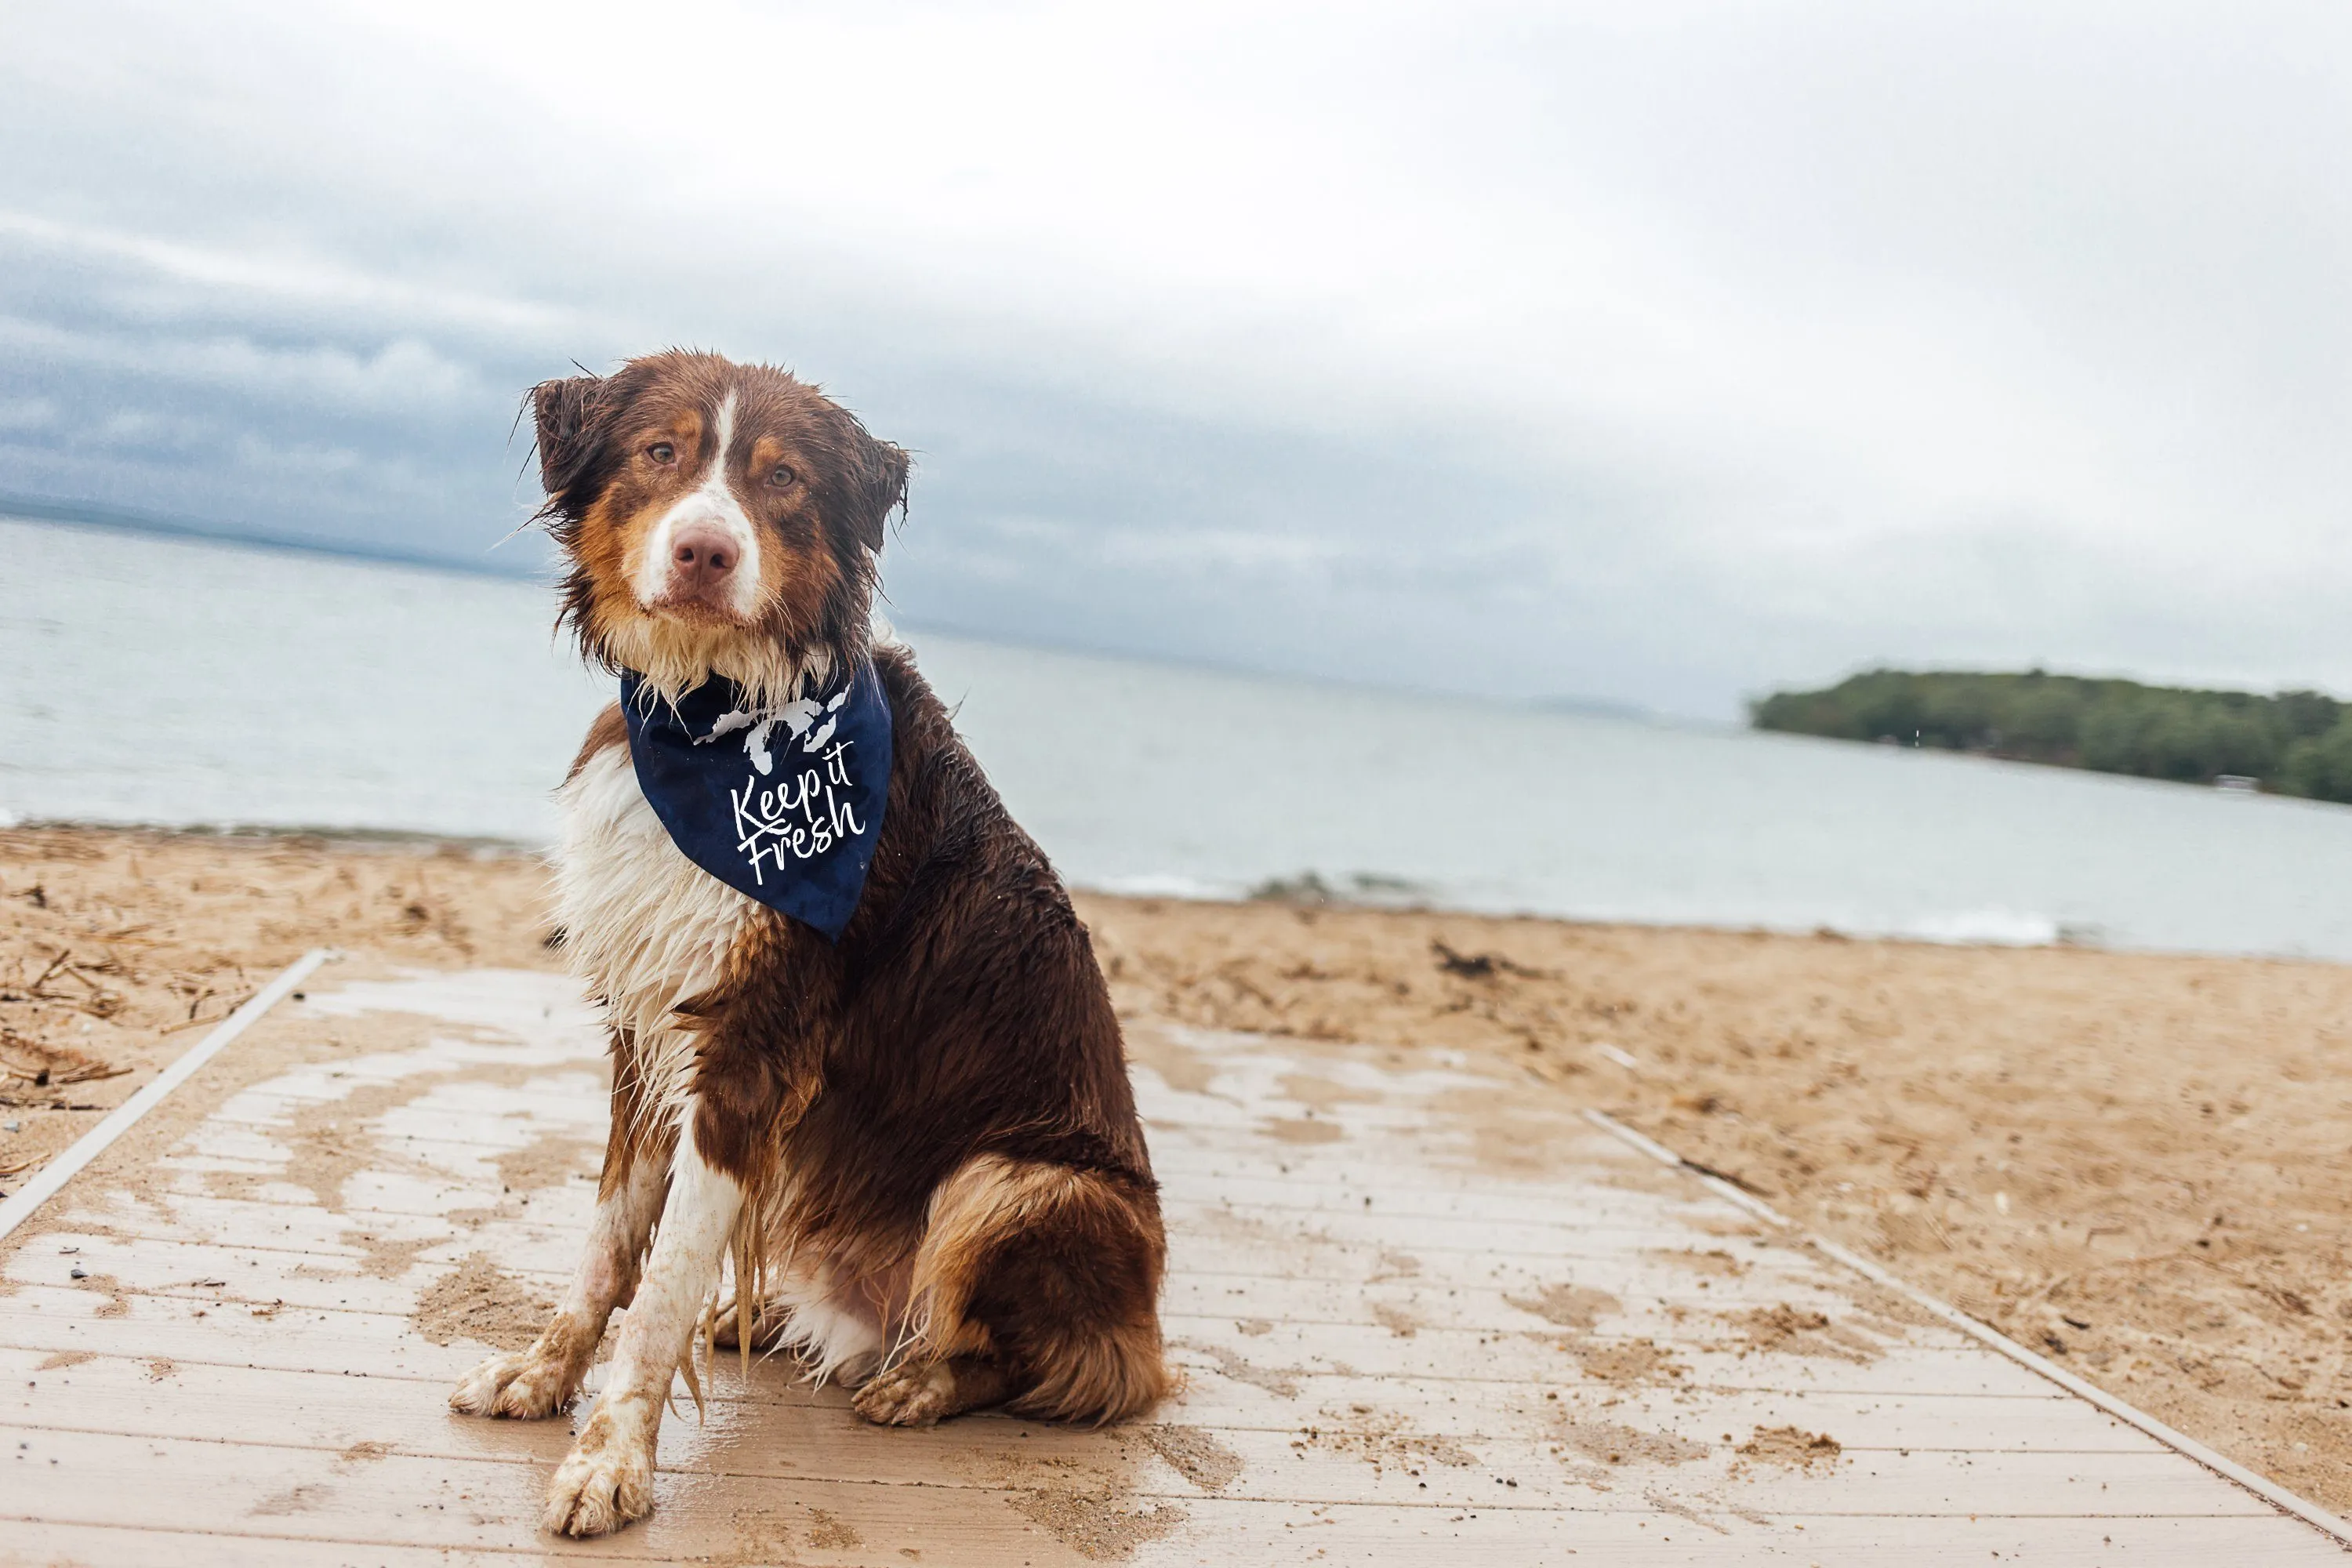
[5,823,2349,1512]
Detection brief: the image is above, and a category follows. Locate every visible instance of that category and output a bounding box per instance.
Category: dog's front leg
[542,1111,742,1537]
[451,1122,666,1420]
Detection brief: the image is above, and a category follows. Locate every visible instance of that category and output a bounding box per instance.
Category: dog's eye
[768,464,797,489]
[646,442,676,465]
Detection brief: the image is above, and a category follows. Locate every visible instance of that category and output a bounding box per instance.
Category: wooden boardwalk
[1,963,2340,1564]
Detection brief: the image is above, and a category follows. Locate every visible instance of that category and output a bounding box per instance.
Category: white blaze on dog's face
[532,350,910,707]
[630,390,764,623]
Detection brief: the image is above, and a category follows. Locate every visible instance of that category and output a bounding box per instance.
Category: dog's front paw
[543,1405,656,1537]
[852,1361,956,1427]
[449,1347,579,1420]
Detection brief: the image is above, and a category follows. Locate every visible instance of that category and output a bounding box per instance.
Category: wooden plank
[1148,1170,1730,1223]
[196,1093,1679,1208]
[0,1284,2062,1399]
[34,1185,1814,1272]
[0,1403,2264,1522]
[25,1194,591,1269]
[0,1522,541,1568]
[0,1359,2237,1516]
[5,1231,1961,1345]
[5,1326,2101,1444]
[0,1425,2339,1567]
[13,1214,1832,1301]
[10,1215,1864,1312]
[0,1344,2172,1454]
[174,1120,1729,1229]
[1160,1203,1788,1258]
[0,1409,2298,1528]
[3,1511,2343,1568]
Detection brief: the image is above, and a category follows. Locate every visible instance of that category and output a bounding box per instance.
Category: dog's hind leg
[853,1354,1013,1427]
[709,1290,793,1353]
[861,1154,1169,1431]
[451,1072,666,1420]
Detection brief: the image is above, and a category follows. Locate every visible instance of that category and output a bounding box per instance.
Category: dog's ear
[530,374,605,511]
[845,433,909,554]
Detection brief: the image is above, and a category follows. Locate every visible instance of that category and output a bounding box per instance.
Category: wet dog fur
[446,350,1169,1537]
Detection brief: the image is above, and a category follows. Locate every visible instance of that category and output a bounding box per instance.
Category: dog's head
[531,350,907,705]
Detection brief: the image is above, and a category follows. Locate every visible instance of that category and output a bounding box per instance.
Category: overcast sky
[3,1,2347,718]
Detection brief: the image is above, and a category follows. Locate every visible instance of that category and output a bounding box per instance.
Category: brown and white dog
[448,350,1169,1537]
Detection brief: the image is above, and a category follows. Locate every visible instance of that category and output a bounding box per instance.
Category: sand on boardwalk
[5,823,2350,1513]
[0,826,557,1181]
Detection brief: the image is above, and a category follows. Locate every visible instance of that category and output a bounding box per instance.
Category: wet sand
[5,825,2349,1510]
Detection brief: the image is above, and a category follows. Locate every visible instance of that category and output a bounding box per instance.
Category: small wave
[1895,908,2064,947]
[1085,869,1439,909]
[1244,869,1433,908]
[1090,873,1233,900]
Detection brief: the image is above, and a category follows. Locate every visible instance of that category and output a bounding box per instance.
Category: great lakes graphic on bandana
[619,661,891,942]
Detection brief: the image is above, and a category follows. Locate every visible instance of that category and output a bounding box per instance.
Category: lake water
[9,514,2352,962]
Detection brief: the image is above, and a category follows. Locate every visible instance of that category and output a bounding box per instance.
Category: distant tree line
[1750,669,2352,802]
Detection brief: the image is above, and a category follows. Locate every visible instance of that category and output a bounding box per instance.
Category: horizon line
[0,488,540,581]
[1,488,1715,724]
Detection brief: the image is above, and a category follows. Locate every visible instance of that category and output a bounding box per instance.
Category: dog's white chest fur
[556,738,888,1383]
[557,743,753,1066]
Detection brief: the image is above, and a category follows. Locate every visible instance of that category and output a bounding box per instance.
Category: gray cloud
[3,0,2347,718]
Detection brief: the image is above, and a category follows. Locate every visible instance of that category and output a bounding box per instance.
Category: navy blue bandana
[619,661,891,942]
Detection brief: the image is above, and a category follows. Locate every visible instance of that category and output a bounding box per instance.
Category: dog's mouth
[641,591,752,629]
